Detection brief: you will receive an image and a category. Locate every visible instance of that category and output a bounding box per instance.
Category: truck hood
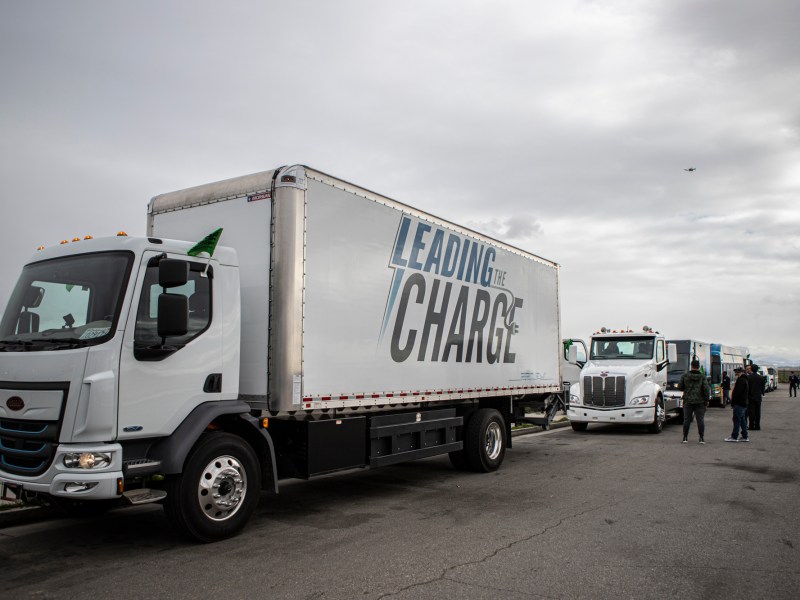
[0,344,119,444]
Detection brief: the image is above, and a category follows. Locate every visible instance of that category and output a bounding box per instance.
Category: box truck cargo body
[0,165,567,541]
[148,166,563,409]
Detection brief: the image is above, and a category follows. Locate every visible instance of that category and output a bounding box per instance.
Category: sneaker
[699,438,705,444]
[682,437,688,444]
[741,438,750,442]
[724,437,738,442]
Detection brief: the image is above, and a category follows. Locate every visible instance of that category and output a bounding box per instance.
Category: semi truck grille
[0,417,61,476]
[0,382,67,477]
[583,375,626,407]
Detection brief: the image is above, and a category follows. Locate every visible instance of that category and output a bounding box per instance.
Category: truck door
[117,252,223,438]
[562,339,587,388]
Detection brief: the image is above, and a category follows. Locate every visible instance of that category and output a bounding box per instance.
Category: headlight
[570,394,581,405]
[63,452,112,470]
[630,396,650,406]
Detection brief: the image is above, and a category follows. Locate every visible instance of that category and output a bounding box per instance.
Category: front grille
[583,375,626,407]
[0,418,60,476]
[0,382,67,477]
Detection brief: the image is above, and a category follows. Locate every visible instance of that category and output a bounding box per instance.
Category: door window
[134,261,212,357]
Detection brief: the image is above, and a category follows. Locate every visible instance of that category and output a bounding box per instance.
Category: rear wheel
[464,408,506,472]
[163,432,260,542]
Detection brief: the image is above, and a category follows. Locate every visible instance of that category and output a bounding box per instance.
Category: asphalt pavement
[1,391,797,600]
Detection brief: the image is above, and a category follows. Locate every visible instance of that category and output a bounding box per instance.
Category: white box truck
[0,165,571,541]
[566,327,678,433]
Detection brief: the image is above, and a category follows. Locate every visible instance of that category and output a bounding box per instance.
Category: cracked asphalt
[1,392,798,599]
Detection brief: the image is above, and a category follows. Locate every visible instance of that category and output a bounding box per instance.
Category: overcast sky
[2,0,799,364]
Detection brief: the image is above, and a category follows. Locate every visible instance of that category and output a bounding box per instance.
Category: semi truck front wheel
[164,432,261,542]
[648,396,665,434]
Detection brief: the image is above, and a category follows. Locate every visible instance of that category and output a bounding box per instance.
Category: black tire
[163,432,261,542]
[571,422,588,432]
[674,405,685,424]
[463,408,506,472]
[49,496,122,518]
[648,396,665,434]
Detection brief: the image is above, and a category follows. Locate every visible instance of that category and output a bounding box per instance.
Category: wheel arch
[149,401,279,493]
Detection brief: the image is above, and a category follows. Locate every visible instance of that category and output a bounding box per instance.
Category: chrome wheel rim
[197,455,247,521]
[485,421,503,460]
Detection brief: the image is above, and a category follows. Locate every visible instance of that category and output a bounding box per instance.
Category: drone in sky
[684,167,697,172]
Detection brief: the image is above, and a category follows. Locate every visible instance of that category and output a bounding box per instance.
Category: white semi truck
[0,165,574,541]
[566,327,678,433]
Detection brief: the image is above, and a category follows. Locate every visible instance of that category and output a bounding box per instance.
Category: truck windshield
[0,251,133,350]
[668,352,690,381]
[590,337,654,360]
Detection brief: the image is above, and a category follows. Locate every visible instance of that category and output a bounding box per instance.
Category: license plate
[1,482,22,501]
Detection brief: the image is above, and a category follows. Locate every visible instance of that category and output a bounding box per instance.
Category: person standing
[746,363,765,430]
[789,372,798,398]
[725,367,750,442]
[721,371,731,407]
[680,358,711,444]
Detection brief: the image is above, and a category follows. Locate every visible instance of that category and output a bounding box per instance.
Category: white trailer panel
[303,177,561,396]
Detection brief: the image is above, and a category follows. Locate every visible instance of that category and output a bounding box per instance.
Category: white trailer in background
[0,165,574,541]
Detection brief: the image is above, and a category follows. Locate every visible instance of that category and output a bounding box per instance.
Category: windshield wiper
[32,337,93,347]
[0,340,35,351]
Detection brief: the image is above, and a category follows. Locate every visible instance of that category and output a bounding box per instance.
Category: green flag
[187,228,223,257]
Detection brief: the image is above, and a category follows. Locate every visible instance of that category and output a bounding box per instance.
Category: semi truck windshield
[0,251,133,350]
[590,337,654,360]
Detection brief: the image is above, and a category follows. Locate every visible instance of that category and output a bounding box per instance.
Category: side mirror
[159,259,189,289]
[667,343,677,364]
[22,286,44,309]
[157,293,188,338]
[568,344,579,364]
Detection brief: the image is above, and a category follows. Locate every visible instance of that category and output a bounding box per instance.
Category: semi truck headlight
[63,452,112,470]
[630,396,650,406]
[570,394,581,405]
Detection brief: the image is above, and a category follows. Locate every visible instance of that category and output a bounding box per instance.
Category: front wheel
[463,408,506,472]
[163,432,261,542]
[571,421,588,432]
[648,396,665,434]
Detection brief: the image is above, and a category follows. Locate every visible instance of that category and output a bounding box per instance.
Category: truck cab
[0,235,246,524]
[566,327,677,433]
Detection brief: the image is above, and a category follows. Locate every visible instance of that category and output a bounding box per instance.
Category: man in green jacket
[679,358,711,444]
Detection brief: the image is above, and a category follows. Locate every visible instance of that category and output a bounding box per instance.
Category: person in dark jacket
[721,371,731,407]
[789,372,798,397]
[725,367,749,442]
[746,363,764,430]
[679,358,711,443]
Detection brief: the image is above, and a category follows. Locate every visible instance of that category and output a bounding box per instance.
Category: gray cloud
[1,0,798,362]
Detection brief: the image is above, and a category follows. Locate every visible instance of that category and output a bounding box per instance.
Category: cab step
[123,488,167,505]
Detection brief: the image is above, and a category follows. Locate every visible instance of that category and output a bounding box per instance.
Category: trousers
[683,403,706,439]
[731,405,748,440]
[748,400,762,429]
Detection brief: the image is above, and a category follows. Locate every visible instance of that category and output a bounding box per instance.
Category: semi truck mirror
[157,293,189,338]
[667,343,677,364]
[22,285,44,309]
[159,259,189,289]
[568,344,579,364]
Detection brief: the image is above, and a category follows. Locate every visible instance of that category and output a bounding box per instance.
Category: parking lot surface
[1,392,798,599]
